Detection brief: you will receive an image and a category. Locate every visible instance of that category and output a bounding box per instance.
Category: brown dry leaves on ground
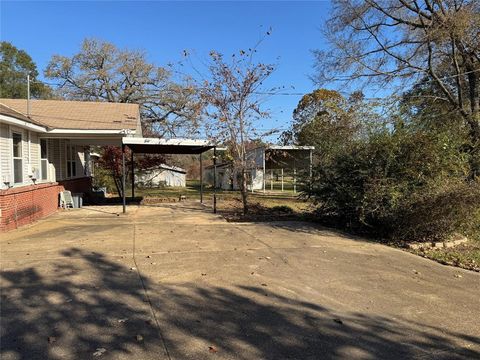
[410,241,480,272]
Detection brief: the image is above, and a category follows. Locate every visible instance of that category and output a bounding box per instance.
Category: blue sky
[1,1,332,137]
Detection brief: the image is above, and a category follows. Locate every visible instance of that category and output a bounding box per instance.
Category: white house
[135,164,186,188]
[0,99,141,231]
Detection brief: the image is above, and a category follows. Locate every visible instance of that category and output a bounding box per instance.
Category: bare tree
[200,48,276,214]
[314,0,480,177]
[45,38,202,137]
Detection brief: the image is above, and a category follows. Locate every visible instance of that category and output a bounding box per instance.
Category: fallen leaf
[93,348,106,357]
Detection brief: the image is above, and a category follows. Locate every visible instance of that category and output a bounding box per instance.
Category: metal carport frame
[121,137,217,214]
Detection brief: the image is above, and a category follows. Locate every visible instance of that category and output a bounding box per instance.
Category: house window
[12,132,23,184]
[40,139,48,180]
[66,143,77,178]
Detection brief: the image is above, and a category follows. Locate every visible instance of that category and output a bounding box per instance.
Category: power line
[34,68,480,98]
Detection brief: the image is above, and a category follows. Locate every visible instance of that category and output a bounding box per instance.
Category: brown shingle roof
[0,99,140,131]
[0,103,48,127]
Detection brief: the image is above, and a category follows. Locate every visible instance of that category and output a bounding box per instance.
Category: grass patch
[131,180,311,221]
[410,240,480,272]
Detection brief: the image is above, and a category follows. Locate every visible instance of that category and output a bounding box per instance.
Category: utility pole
[213,146,217,213]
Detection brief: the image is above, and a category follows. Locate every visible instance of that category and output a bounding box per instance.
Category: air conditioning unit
[31,168,40,181]
[27,165,40,182]
[27,163,34,177]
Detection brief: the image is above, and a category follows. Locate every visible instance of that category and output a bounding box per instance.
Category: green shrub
[307,126,479,242]
[271,205,294,214]
[391,180,480,242]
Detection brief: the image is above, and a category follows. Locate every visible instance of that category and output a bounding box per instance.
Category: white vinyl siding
[0,123,87,186]
[30,131,40,177]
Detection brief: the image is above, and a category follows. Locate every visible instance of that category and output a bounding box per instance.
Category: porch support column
[213,146,217,213]
[122,144,126,214]
[200,152,203,204]
[131,151,135,199]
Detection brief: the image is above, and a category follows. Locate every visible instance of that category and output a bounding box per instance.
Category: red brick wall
[0,177,92,232]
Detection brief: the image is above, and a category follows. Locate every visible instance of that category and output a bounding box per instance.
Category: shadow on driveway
[1,248,478,359]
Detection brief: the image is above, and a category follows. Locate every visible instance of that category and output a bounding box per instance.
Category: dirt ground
[1,202,479,359]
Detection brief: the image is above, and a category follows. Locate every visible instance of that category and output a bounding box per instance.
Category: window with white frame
[12,132,23,184]
[66,143,77,178]
[40,139,48,180]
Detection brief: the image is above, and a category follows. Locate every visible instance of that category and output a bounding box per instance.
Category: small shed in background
[135,164,186,188]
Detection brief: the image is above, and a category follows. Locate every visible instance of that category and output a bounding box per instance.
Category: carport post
[263,148,266,193]
[281,168,284,192]
[293,167,296,194]
[213,146,217,213]
[309,148,313,191]
[131,151,135,199]
[271,169,273,191]
[200,153,203,204]
[122,144,126,214]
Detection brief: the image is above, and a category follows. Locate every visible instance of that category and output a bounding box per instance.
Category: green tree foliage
[45,39,199,196]
[45,38,202,137]
[0,41,51,98]
[314,0,480,178]
[305,104,479,242]
[283,89,380,166]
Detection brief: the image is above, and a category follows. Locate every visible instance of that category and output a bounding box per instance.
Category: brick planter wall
[0,177,92,232]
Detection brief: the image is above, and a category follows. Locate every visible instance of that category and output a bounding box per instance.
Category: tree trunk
[241,168,248,215]
[113,174,123,199]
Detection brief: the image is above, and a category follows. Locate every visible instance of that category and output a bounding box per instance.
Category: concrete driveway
[1,203,479,360]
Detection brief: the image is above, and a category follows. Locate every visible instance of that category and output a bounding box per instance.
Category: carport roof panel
[122,137,215,154]
[267,145,315,150]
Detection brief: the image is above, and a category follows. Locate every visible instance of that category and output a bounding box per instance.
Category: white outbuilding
[135,164,186,188]
[203,145,314,193]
